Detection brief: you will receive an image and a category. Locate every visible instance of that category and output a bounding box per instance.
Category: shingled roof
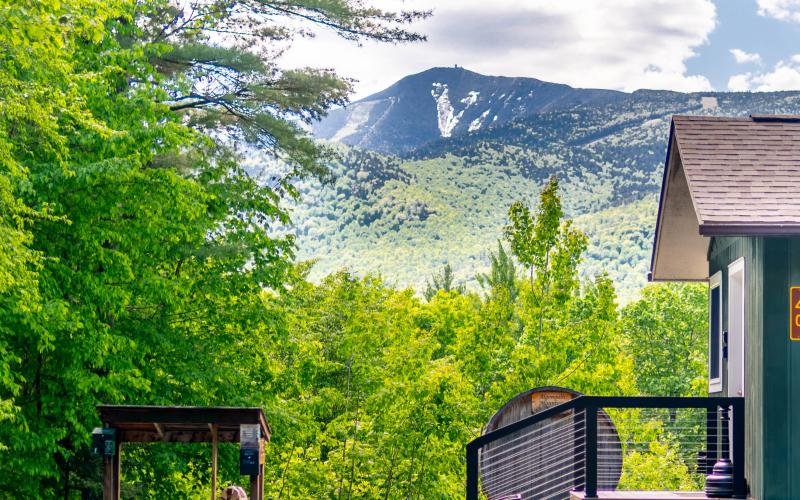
[674,114,800,234]
[650,114,800,281]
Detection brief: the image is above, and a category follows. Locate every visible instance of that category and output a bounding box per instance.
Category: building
[650,114,800,500]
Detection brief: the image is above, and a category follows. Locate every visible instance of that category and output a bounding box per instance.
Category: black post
[585,406,598,498]
[732,400,746,498]
[574,410,586,491]
[705,404,734,497]
[466,442,479,500]
[706,406,718,474]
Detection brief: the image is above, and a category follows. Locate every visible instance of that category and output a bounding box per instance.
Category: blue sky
[689,0,800,90]
[282,0,800,99]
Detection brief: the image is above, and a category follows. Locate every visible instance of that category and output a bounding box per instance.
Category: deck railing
[466,396,745,500]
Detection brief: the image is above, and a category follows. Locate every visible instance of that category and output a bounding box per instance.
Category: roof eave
[699,224,800,236]
[648,120,676,282]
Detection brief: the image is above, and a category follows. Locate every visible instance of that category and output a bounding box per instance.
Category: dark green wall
[709,236,764,499]
[760,238,800,500]
[709,236,800,500]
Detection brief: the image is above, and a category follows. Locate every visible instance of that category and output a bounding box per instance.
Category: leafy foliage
[621,283,708,397]
[0,0,712,497]
[0,0,429,496]
[424,263,466,300]
[476,241,518,301]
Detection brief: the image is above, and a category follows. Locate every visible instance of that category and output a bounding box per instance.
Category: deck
[570,492,722,500]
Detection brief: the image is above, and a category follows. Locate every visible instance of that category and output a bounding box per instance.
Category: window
[709,271,723,393]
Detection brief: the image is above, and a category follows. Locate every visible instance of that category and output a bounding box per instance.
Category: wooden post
[103,454,113,500]
[259,438,265,499]
[259,461,264,500]
[103,440,122,500]
[250,474,259,500]
[210,424,218,500]
[249,438,265,500]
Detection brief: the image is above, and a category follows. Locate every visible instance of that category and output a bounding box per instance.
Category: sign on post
[791,287,800,341]
[240,424,262,475]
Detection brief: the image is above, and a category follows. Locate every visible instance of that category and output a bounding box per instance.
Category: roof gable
[674,115,800,234]
[651,114,800,281]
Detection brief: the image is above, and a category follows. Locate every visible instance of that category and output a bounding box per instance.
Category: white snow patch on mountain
[431,83,463,137]
[468,109,491,132]
[331,100,378,141]
[460,91,480,107]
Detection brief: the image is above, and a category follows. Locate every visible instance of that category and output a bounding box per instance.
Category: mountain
[293,68,800,301]
[313,67,624,154]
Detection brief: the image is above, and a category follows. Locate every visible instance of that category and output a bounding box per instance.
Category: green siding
[708,236,764,499]
[761,238,800,500]
[708,237,800,499]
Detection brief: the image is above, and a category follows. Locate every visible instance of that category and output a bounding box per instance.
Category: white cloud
[728,57,800,91]
[727,73,754,92]
[281,0,716,98]
[757,0,800,22]
[730,48,762,64]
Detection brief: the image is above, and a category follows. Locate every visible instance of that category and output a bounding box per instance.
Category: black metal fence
[466,396,745,500]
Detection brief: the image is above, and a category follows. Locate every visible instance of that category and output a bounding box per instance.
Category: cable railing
[466,396,745,500]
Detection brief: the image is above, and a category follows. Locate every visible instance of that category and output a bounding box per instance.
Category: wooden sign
[531,390,575,413]
[791,287,800,341]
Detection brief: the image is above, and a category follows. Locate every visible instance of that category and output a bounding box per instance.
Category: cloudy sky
[280,0,800,99]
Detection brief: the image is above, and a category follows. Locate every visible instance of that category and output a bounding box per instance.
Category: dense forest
[297,72,800,301]
[0,1,709,498]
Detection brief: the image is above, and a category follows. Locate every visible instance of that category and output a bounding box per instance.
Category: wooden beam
[210,424,218,500]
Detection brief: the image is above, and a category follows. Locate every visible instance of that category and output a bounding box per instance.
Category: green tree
[476,240,518,301]
[424,263,466,301]
[0,0,430,495]
[262,271,480,498]
[139,0,430,184]
[504,176,588,347]
[620,283,708,397]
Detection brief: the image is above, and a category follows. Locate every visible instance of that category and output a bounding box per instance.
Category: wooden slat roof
[98,405,270,444]
[673,115,800,235]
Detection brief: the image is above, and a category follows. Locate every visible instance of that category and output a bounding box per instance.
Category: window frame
[709,271,723,393]
[727,257,745,397]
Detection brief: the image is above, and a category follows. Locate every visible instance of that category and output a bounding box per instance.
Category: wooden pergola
[97,405,270,500]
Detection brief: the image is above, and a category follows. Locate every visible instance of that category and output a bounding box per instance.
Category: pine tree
[476,240,518,301]
[424,263,466,301]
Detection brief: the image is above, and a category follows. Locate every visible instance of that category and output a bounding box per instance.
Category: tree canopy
[0,1,710,497]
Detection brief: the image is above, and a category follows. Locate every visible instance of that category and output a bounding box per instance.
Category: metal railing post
[732,400,746,498]
[706,406,718,474]
[585,406,598,498]
[466,442,479,500]
[574,409,586,491]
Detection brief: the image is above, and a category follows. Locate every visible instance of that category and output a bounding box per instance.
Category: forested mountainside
[296,69,800,301]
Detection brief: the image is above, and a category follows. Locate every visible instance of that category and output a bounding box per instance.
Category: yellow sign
[791,287,800,341]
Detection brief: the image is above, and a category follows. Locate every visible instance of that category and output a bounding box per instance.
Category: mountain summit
[313,67,624,154]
